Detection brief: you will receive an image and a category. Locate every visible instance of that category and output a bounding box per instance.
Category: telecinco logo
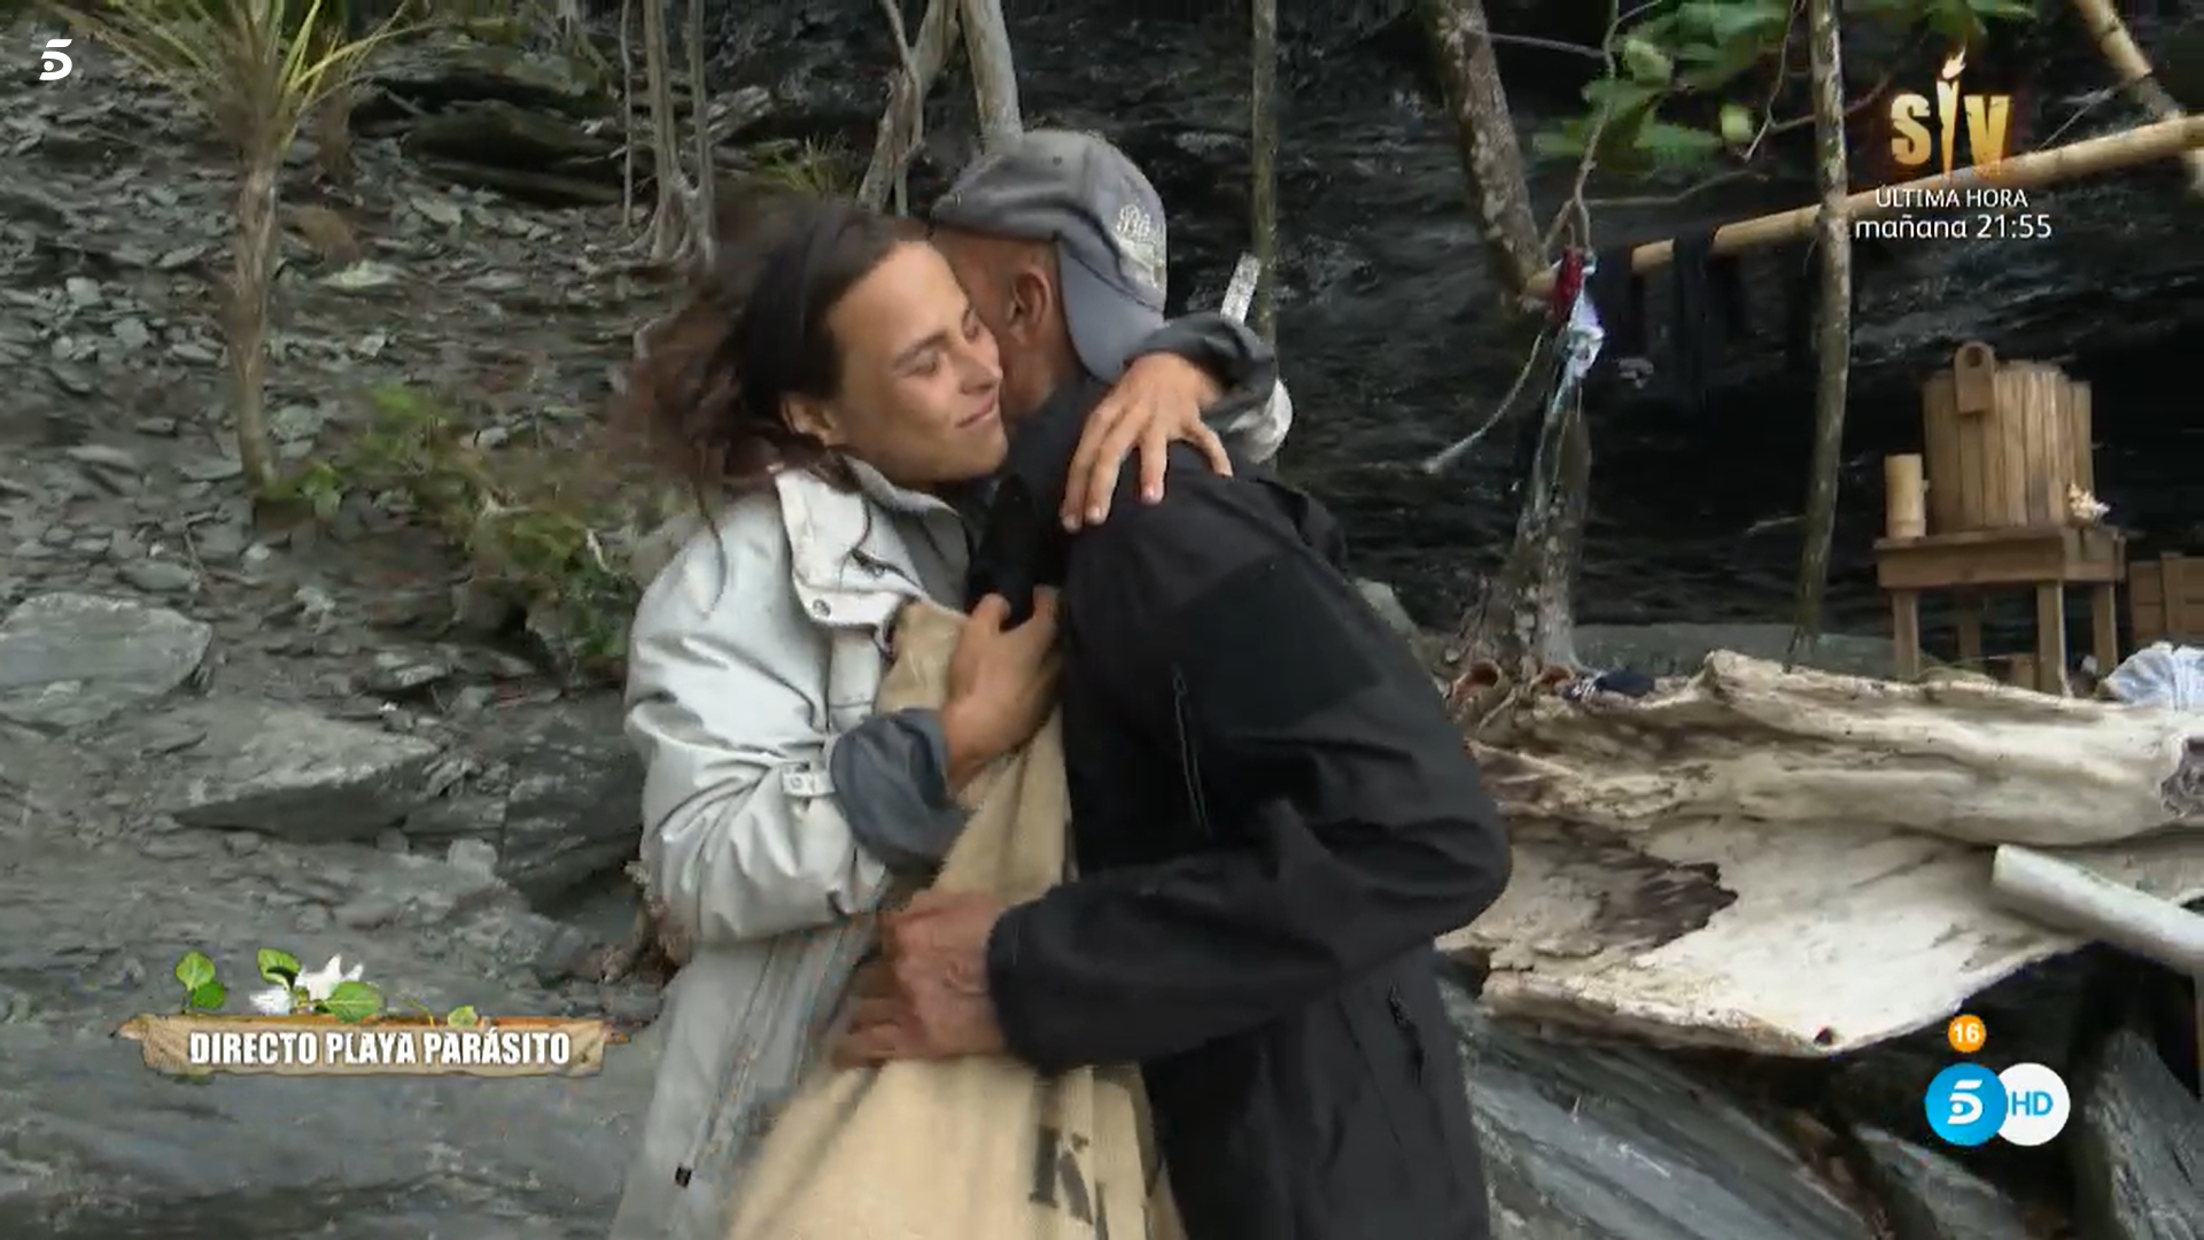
[39,37,75,82]
[1923,1015,2070,1147]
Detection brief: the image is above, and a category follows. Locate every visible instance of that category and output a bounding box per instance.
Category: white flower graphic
[249,985,294,1015]
[296,955,363,1003]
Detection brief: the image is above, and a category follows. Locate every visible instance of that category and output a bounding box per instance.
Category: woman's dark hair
[623,193,918,496]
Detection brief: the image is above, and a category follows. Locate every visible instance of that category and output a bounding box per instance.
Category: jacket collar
[967,375,1105,617]
[770,460,961,601]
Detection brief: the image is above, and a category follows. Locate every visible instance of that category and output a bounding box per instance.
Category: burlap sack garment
[725,600,1183,1240]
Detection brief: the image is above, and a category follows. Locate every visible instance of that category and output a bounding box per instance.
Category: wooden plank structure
[1875,342,2122,691]
[2132,552,2204,646]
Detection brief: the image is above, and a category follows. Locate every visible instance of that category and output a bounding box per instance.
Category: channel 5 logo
[1923,1014,2070,1146]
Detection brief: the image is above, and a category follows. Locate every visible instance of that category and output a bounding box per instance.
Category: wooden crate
[2131,552,2204,647]
[1919,342,2094,533]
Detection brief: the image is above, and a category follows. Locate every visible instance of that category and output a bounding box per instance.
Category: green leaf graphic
[189,981,227,1011]
[324,980,383,1023]
[444,1005,480,1028]
[257,947,301,985]
[174,950,217,991]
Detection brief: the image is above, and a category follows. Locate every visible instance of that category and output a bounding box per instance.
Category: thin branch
[1488,32,1606,60]
[1538,0,1621,252]
[1761,64,1901,133]
[875,0,923,213]
[1420,332,1551,474]
[1741,0,1804,162]
[1586,167,1770,207]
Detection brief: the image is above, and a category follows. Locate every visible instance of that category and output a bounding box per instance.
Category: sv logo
[1029,1124,1113,1237]
[39,38,73,83]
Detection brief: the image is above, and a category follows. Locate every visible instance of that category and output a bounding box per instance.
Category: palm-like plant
[47,0,410,491]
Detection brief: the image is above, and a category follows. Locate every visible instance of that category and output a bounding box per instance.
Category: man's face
[929,227,1059,422]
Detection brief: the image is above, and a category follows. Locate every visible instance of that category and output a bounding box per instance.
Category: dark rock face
[1446,984,1877,1240]
[2069,1030,2204,1240]
[709,0,2204,643]
[1854,1127,2033,1240]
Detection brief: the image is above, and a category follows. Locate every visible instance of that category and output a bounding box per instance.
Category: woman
[609,196,1288,1240]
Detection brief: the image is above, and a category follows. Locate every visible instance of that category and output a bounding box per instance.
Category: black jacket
[971,377,1513,1240]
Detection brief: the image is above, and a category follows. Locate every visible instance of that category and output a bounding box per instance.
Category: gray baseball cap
[928,129,1168,380]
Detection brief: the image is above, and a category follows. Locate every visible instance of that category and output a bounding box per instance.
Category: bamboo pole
[1525,115,2204,296]
[1786,0,1852,667]
[1991,845,2204,976]
[1250,0,1279,343]
[2070,0,2204,195]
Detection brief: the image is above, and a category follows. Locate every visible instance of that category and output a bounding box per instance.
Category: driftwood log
[1444,653,2204,1056]
[1475,652,2204,848]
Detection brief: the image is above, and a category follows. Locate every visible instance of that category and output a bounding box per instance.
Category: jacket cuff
[985,900,1069,1073]
[827,707,969,872]
[1129,312,1280,409]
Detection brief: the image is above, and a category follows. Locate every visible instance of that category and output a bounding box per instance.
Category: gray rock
[0,593,212,729]
[156,701,440,842]
[2069,1029,2204,1240]
[117,558,200,594]
[1853,1127,2032,1240]
[0,835,654,1238]
[405,696,641,903]
[1574,623,1904,679]
[1447,983,1874,1240]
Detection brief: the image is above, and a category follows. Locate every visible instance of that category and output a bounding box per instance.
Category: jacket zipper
[1170,668,1213,838]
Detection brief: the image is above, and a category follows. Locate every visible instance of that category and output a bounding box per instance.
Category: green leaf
[1965,0,2035,18]
[1618,35,1672,82]
[188,980,226,1011]
[1677,0,1793,43]
[1530,125,1589,161]
[174,950,217,992]
[324,980,383,1023]
[256,947,301,985]
[1719,102,1757,145]
[1582,76,1665,113]
[1633,120,1727,165]
[444,1005,480,1027]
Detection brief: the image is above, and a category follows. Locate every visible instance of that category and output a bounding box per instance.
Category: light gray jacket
[609,348,1291,1240]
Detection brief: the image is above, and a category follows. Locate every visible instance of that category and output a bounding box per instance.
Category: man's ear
[782,394,845,446]
[1004,266,1053,341]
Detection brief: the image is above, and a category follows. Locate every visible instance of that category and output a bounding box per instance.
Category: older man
[840,130,1514,1240]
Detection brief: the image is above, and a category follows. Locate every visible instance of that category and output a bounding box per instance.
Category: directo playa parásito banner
[114,946,621,1078]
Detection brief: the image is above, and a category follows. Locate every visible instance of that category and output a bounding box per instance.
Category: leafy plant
[48,0,414,491]
[275,383,646,679]
[174,950,226,1012]
[747,137,861,196]
[1530,0,2036,170]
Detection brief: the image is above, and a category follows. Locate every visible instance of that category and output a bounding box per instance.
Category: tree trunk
[639,0,687,262]
[1413,0,1543,296]
[1786,0,1853,665]
[959,0,1022,150]
[684,0,714,267]
[227,159,280,492]
[619,0,636,229]
[1250,0,1279,343]
[860,0,960,211]
[1416,0,1582,673]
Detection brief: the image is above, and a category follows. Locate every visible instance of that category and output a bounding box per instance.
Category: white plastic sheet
[2105,642,2204,710]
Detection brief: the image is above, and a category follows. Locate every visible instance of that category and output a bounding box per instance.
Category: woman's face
[801,240,1007,489]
